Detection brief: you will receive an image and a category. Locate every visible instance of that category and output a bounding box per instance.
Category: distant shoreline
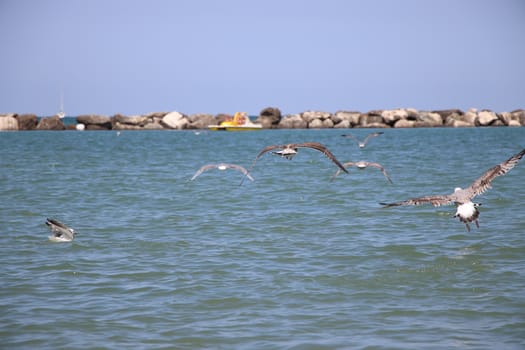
[1,107,524,131]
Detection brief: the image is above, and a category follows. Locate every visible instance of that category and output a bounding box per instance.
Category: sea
[1,127,524,349]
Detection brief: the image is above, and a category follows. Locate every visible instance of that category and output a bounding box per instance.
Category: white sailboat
[57,93,65,119]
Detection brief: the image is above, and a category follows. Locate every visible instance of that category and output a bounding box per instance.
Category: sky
[1,0,524,116]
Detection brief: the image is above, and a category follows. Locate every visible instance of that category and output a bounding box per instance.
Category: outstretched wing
[380,194,454,207]
[191,163,254,181]
[330,162,355,181]
[362,132,384,145]
[464,148,525,198]
[225,164,255,181]
[341,133,360,144]
[255,144,285,160]
[245,144,286,179]
[190,164,218,181]
[295,142,349,173]
[365,162,393,184]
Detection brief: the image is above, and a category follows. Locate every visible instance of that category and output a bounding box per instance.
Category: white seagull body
[342,132,384,148]
[191,163,254,181]
[46,218,76,242]
[380,148,525,231]
[331,161,393,183]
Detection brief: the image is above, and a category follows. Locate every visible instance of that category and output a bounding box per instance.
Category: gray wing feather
[192,163,254,181]
[464,148,525,198]
[365,162,393,184]
[380,195,455,207]
[362,132,384,145]
[294,142,349,173]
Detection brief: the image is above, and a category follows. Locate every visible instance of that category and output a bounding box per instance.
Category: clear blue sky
[1,0,524,116]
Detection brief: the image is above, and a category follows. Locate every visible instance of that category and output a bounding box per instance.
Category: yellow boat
[208,112,263,131]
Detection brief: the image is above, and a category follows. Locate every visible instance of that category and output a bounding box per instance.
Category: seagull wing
[226,164,255,181]
[46,218,70,231]
[46,218,75,239]
[380,194,455,207]
[365,162,393,184]
[295,142,349,173]
[362,132,384,145]
[341,133,360,144]
[190,164,219,181]
[255,145,285,160]
[330,162,355,181]
[463,148,525,199]
[245,144,286,177]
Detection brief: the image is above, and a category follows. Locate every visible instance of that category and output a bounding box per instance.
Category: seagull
[46,218,76,242]
[341,132,384,148]
[380,148,525,231]
[331,161,393,183]
[250,142,349,173]
[191,163,254,181]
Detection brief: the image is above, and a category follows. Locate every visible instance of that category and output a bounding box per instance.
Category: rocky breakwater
[274,108,525,129]
[0,113,66,131]
[1,108,524,131]
[75,111,216,130]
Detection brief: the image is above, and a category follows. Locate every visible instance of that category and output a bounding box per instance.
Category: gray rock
[36,116,65,130]
[394,119,415,128]
[333,111,361,126]
[161,111,188,129]
[445,110,476,126]
[278,114,307,129]
[16,114,38,130]
[333,120,351,128]
[302,111,331,123]
[449,119,474,128]
[498,112,514,125]
[188,113,215,129]
[511,109,525,125]
[0,114,18,130]
[322,118,334,128]
[308,118,333,128]
[258,107,281,128]
[113,114,149,127]
[476,110,498,126]
[432,109,464,120]
[416,111,443,127]
[76,115,112,129]
[406,108,420,120]
[359,114,383,127]
[381,109,408,125]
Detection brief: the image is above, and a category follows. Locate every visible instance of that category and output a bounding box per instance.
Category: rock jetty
[1,107,523,131]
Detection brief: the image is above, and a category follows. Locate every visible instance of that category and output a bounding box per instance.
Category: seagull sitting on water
[341,132,384,148]
[191,163,254,181]
[380,148,525,231]
[46,218,77,242]
[331,161,393,183]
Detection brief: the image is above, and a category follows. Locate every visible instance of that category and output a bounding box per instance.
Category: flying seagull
[250,142,349,173]
[46,218,76,242]
[191,163,254,181]
[341,132,384,148]
[331,161,393,183]
[380,148,525,231]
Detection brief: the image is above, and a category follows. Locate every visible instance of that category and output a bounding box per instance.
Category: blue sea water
[1,127,524,349]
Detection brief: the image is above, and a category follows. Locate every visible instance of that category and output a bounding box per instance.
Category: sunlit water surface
[1,128,524,349]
